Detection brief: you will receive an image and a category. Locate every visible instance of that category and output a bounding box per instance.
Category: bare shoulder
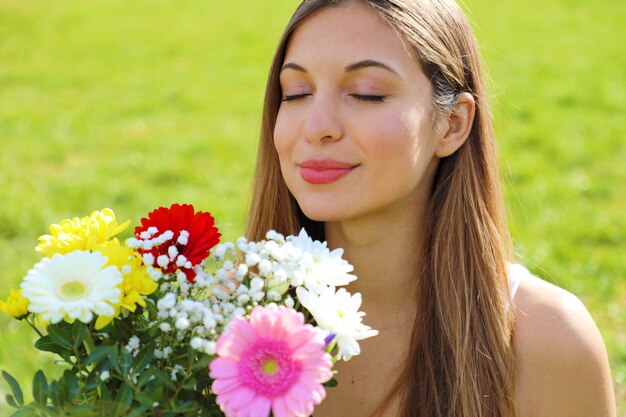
[512,270,616,417]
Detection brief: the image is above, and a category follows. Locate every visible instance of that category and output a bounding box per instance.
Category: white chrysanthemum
[287,228,356,293]
[296,286,378,361]
[21,251,123,324]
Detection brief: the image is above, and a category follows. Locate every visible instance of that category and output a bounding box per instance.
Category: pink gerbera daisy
[209,305,333,417]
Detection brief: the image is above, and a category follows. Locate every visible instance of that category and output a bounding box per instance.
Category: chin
[297,199,350,223]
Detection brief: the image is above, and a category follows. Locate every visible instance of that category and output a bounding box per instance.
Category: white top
[507,262,528,299]
[506,262,532,308]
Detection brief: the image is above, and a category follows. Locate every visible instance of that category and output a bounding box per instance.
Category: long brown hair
[246,1,517,416]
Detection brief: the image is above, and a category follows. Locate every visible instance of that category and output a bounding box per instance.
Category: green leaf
[132,346,154,374]
[99,383,111,401]
[125,407,150,417]
[112,384,133,417]
[147,324,160,338]
[82,380,101,393]
[133,389,155,409]
[10,408,39,417]
[136,368,155,389]
[109,347,121,375]
[2,371,24,406]
[110,319,133,341]
[34,336,70,356]
[119,350,132,375]
[149,369,176,391]
[62,372,79,401]
[48,381,59,407]
[47,325,73,350]
[143,383,163,403]
[324,377,338,388]
[71,321,87,350]
[191,354,213,372]
[98,400,107,416]
[32,370,48,406]
[84,345,113,366]
[68,403,98,416]
[5,394,18,408]
[172,400,198,412]
[49,380,68,408]
[82,368,102,392]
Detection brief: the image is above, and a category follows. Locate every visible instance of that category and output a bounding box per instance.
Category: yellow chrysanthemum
[36,209,130,257]
[94,240,158,329]
[0,289,30,319]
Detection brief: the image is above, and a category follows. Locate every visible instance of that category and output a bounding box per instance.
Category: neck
[324,202,425,329]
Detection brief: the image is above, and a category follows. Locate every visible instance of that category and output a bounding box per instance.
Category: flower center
[262,359,278,375]
[239,338,301,397]
[60,281,87,300]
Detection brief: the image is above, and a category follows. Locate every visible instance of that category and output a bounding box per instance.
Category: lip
[299,159,358,184]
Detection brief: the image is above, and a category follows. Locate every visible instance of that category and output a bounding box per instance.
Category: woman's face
[274,2,443,223]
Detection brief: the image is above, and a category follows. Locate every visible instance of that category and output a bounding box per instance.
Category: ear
[435,92,476,158]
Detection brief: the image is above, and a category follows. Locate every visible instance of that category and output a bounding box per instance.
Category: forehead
[283,2,418,73]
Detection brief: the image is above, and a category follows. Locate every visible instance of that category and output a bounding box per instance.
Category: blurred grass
[0,0,624,415]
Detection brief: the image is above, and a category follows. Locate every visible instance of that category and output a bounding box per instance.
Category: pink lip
[299,159,358,184]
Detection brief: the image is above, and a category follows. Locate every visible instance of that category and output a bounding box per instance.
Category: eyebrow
[280,59,399,75]
[281,62,307,73]
[345,60,398,75]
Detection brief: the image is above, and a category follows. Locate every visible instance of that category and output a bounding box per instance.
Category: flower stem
[26,317,44,338]
[82,329,104,399]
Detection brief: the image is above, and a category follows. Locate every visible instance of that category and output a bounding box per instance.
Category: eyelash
[351,94,385,102]
[280,93,386,103]
[281,94,311,102]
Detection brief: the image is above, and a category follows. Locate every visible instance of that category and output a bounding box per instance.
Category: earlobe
[435,92,476,158]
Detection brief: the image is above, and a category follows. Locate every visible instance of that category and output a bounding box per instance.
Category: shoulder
[511,268,616,417]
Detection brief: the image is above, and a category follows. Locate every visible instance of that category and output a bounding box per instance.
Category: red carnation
[134,204,220,283]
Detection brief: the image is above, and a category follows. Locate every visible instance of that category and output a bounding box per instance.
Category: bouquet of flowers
[0,204,378,417]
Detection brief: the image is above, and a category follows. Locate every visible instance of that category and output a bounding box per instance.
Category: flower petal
[271,397,291,417]
[209,357,240,379]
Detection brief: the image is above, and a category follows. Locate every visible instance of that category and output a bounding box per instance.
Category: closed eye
[351,94,385,102]
[281,93,312,102]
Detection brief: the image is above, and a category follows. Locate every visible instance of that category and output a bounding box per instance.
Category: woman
[246,0,616,416]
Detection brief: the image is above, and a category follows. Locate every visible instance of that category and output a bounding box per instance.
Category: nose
[302,92,342,144]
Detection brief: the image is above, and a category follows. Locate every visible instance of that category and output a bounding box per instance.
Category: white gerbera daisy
[296,286,378,361]
[21,251,123,324]
[287,229,356,293]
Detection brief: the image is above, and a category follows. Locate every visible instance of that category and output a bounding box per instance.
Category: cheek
[365,110,434,170]
[273,112,294,159]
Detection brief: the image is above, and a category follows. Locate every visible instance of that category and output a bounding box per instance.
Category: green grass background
[0,0,624,414]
